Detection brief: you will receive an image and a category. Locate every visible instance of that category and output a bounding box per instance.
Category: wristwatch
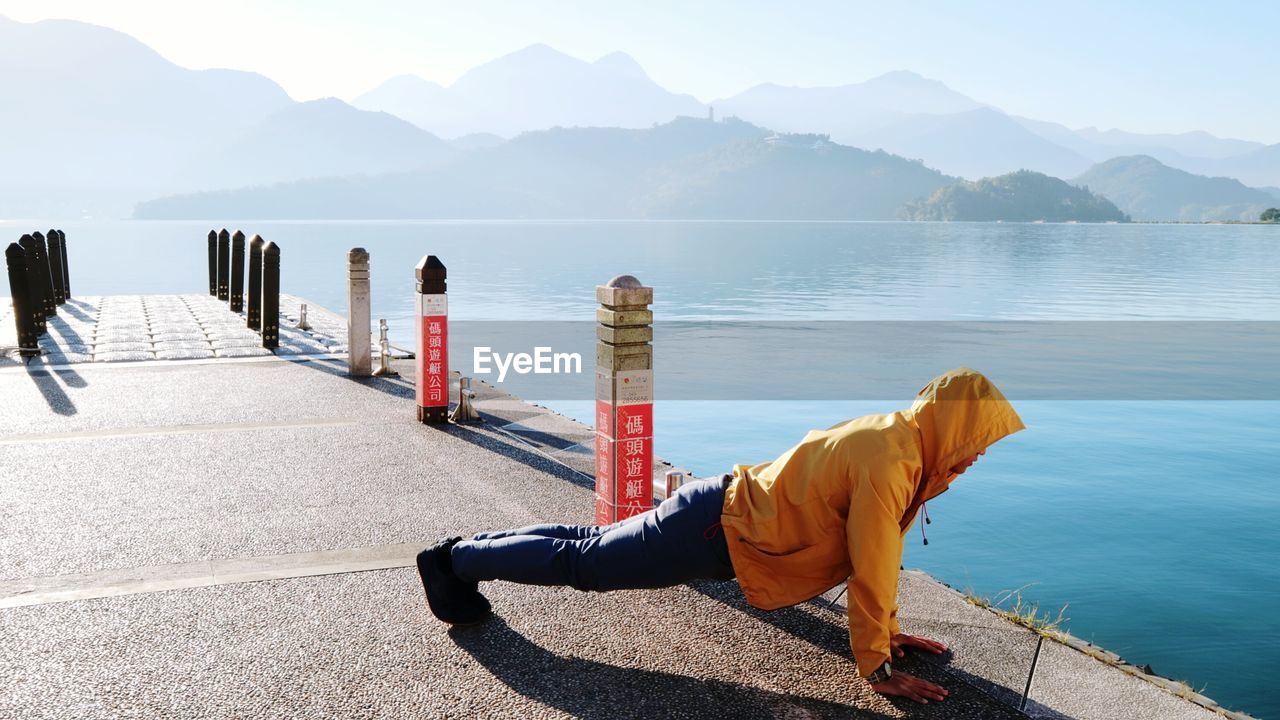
[867,661,893,684]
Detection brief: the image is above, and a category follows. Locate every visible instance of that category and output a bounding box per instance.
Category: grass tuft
[962,584,1069,639]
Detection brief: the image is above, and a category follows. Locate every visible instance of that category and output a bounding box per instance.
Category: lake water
[7,219,1279,717]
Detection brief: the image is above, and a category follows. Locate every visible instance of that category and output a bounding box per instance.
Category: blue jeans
[452,476,736,591]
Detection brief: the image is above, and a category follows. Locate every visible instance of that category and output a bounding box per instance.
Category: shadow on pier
[24,364,85,416]
[450,615,898,720]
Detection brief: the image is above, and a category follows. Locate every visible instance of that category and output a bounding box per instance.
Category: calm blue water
[8,219,1278,717]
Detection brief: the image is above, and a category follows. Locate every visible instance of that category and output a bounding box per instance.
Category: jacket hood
[906,367,1025,501]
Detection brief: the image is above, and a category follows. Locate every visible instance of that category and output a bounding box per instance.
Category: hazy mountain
[853,108,1093,180]
[1262,187,1280,201]
[900,170,1127,222]
[0,14,292,214]
[1192,144,1280,189]
[184,99,454,189]
[353,44,707,138]
[1014,116,1204,167]
[711,71,982,139]
[1014,116,1280,187]
[1074,128,1262,160]
[638,132,954,220]
[0,15,457,216]
[1075,155,1275,222]
[347,74,450,131]
[134,118,952,220]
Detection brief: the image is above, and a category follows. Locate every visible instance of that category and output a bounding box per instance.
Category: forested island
[898,170,1129,222]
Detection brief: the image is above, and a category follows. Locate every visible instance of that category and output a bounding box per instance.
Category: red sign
[418,314,448,408]
[595,396,653,524]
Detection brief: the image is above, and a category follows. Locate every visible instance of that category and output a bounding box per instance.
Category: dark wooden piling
[230,230,246,313]
[247,235,264,330]
[261,241,279,349]
[217,228,230,301]
[5,242,40,356]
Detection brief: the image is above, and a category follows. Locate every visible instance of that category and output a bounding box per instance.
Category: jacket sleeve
[845,470,908,678]
[889,531,905,636]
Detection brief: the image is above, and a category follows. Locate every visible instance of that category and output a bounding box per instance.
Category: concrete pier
[0,295,1245,719]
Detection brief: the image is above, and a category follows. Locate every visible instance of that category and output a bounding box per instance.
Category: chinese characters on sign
[595,370,653,524]
[416,293,448,419]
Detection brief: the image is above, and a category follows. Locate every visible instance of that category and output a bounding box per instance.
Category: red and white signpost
[595,275,654,524]
[415,255,449,424]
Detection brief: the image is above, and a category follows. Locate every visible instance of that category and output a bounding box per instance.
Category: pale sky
[2,0,1277,143]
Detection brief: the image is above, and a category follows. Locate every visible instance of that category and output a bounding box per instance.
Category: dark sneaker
[416,537,491,625]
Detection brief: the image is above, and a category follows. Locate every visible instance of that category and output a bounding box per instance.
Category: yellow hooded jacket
[721,368,1025,678]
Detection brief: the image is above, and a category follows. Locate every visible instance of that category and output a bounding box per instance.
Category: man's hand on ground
[890,633,947,658]
[871,670,949,704]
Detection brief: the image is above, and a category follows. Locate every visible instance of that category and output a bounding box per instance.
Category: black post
[6,242,40,357]
[230,230,246,313]
[216,228,230,301]
[261,241,279,349]
[17,235,45,335]
[207,229,217,296]
[31,231,56,318]
[57,230,70,300]
[247,234,263,330]
[46,228,65,305]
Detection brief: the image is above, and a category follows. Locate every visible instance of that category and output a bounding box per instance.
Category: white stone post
[347,248,371,377]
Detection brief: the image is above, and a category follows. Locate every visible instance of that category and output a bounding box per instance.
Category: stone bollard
[31,232,56,318]
[229,230,246,313]
[216,228,230,301]
[260,241,280,349]
[247,235,264,330]
[347,248,371,376]
[17,235,45,335]
[594,274,654,524]
[57,230,70,300]
[207,229,217,296]
[415,255,448,424]
[5,242,40,357]
[46,229,65,305]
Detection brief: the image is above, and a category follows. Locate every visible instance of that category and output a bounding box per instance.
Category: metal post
[229,230,245,313]
[216,228,230,301]
[57,230,70,300]
[347,248,371,377]
[207,229,217,296]
[31,232,56,318]
[247,235,263,330]
[373,319,398,377]
[17,235,45,336]
[46,229,65,305]
[295,303,312,331]
[6,242,40,357]
[1019,635,1045,711]
[261,241,279,349]
[594,274,654,524]
[449,376,480,423]
[415,255,448,424]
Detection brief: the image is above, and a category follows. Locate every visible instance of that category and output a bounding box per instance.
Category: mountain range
[1,14,1276,222]
[0,15,454,217]
[352,44,705,139]
[1075,155,1276,222]
[354,50,1278,188]
[134,118,957,220]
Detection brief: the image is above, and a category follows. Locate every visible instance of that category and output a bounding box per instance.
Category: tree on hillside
[1262,208,1280,222]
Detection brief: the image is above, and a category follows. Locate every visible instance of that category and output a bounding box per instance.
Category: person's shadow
[448,615,898,720]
